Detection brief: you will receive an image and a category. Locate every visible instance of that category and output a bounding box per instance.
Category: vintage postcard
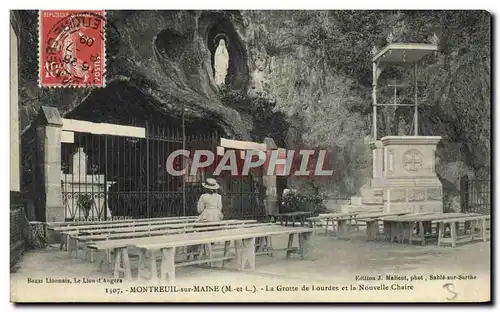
[9,9,491,303]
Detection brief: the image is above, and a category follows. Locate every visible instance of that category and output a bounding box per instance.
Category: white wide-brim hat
[202,178,220,190]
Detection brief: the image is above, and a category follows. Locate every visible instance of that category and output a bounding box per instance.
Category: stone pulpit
[61,148,115,221]
[381,136,443,214]
[340,42,442,215]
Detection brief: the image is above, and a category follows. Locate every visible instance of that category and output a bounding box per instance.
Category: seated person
[196,178,224,222]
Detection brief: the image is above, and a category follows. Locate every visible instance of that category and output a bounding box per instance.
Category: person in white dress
[196,178,224,222]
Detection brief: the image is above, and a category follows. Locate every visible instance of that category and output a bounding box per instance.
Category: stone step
[361,197,384,205]
[340,204,383,214]
[350,196,383,205]
[360,188,384,198]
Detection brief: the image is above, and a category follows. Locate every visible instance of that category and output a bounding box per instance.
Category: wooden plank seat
[68,220,260,260]
[273,212,314,227]
[85,222,269,268]
[52,217,199,250]
[50,216,199,232]
[355,212,411,241]
[129,225,314,284]
[46,216,196,228]
[435,215,490,247]
[382,212,481,245]
[307,212,359,237]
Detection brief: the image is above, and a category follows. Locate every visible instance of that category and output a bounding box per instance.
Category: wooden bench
[307,212,358,237]
[355,212,410,240]
[131,225,314,284]
[52,217,199,250]
[273,212,314,227]
[68,220,258,259]
[49,216,198,232]
[46,216,195,227]
[86,222,271,270]
[435,214,490,247]
[382,212,481,245]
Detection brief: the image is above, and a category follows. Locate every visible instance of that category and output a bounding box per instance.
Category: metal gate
[60,123,265,221]
[460,176,491,214]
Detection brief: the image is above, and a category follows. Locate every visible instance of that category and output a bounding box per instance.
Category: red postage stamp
[39,10,106,88]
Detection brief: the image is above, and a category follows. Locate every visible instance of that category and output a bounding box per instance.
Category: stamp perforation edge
[38,10,107,89]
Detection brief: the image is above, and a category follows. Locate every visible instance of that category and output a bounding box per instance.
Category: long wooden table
[130,225,314,283]
[382,212,482,245]
[307,212,359,237]
[435,214,490,247]
[355,211,411,240]
[69,220,258,259]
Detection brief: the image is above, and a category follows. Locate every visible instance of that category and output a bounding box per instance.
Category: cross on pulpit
[403,149,423,172]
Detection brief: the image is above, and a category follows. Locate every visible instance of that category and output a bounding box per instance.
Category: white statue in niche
[214,39,229,87]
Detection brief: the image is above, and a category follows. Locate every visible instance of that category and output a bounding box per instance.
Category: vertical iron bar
[414,63,418,136]
[182,105,186,216]
[104,136,108,220]
[372,62,378,140]
[146,121,150,218]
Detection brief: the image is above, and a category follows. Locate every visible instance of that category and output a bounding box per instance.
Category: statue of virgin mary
[214,39,229,87]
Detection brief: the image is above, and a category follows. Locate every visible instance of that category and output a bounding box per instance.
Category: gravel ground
[10,229,490,302]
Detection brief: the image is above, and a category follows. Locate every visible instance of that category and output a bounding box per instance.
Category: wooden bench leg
[437,222,444,247]
[402,223,408,243]
[150,250,158,282]
[113,247,132,280]
[390,223,397,243]
[160,247,176,284]
[75,240,80,259]
[98,249,112,273]
[481,219,488,242]
[60,233,66,250]
[238,238,255,271]
[366,221,378,241]
[204,243,213,267]
[121,248,132,280]
[113,248,122,279]
[255,237,262,253]
[137,248,147,280]
[469,220,477,241]
[418,221,426,245]
[384,221,391,241]
[286,233,295,259]
[337,220,348,238]
[222,240,231,268]
[67,234,72,253]
[234,240,242,267]
[266,235,273,257]
[464,220,472,234]
[83,244,94,262]
[298,232,313,260]
[450,221,457,248]
[67,236,74,256]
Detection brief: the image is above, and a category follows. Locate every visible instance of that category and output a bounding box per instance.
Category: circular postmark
[40,10,106,87]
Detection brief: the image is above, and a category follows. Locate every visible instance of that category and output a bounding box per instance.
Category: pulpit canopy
[373,43,438,64]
